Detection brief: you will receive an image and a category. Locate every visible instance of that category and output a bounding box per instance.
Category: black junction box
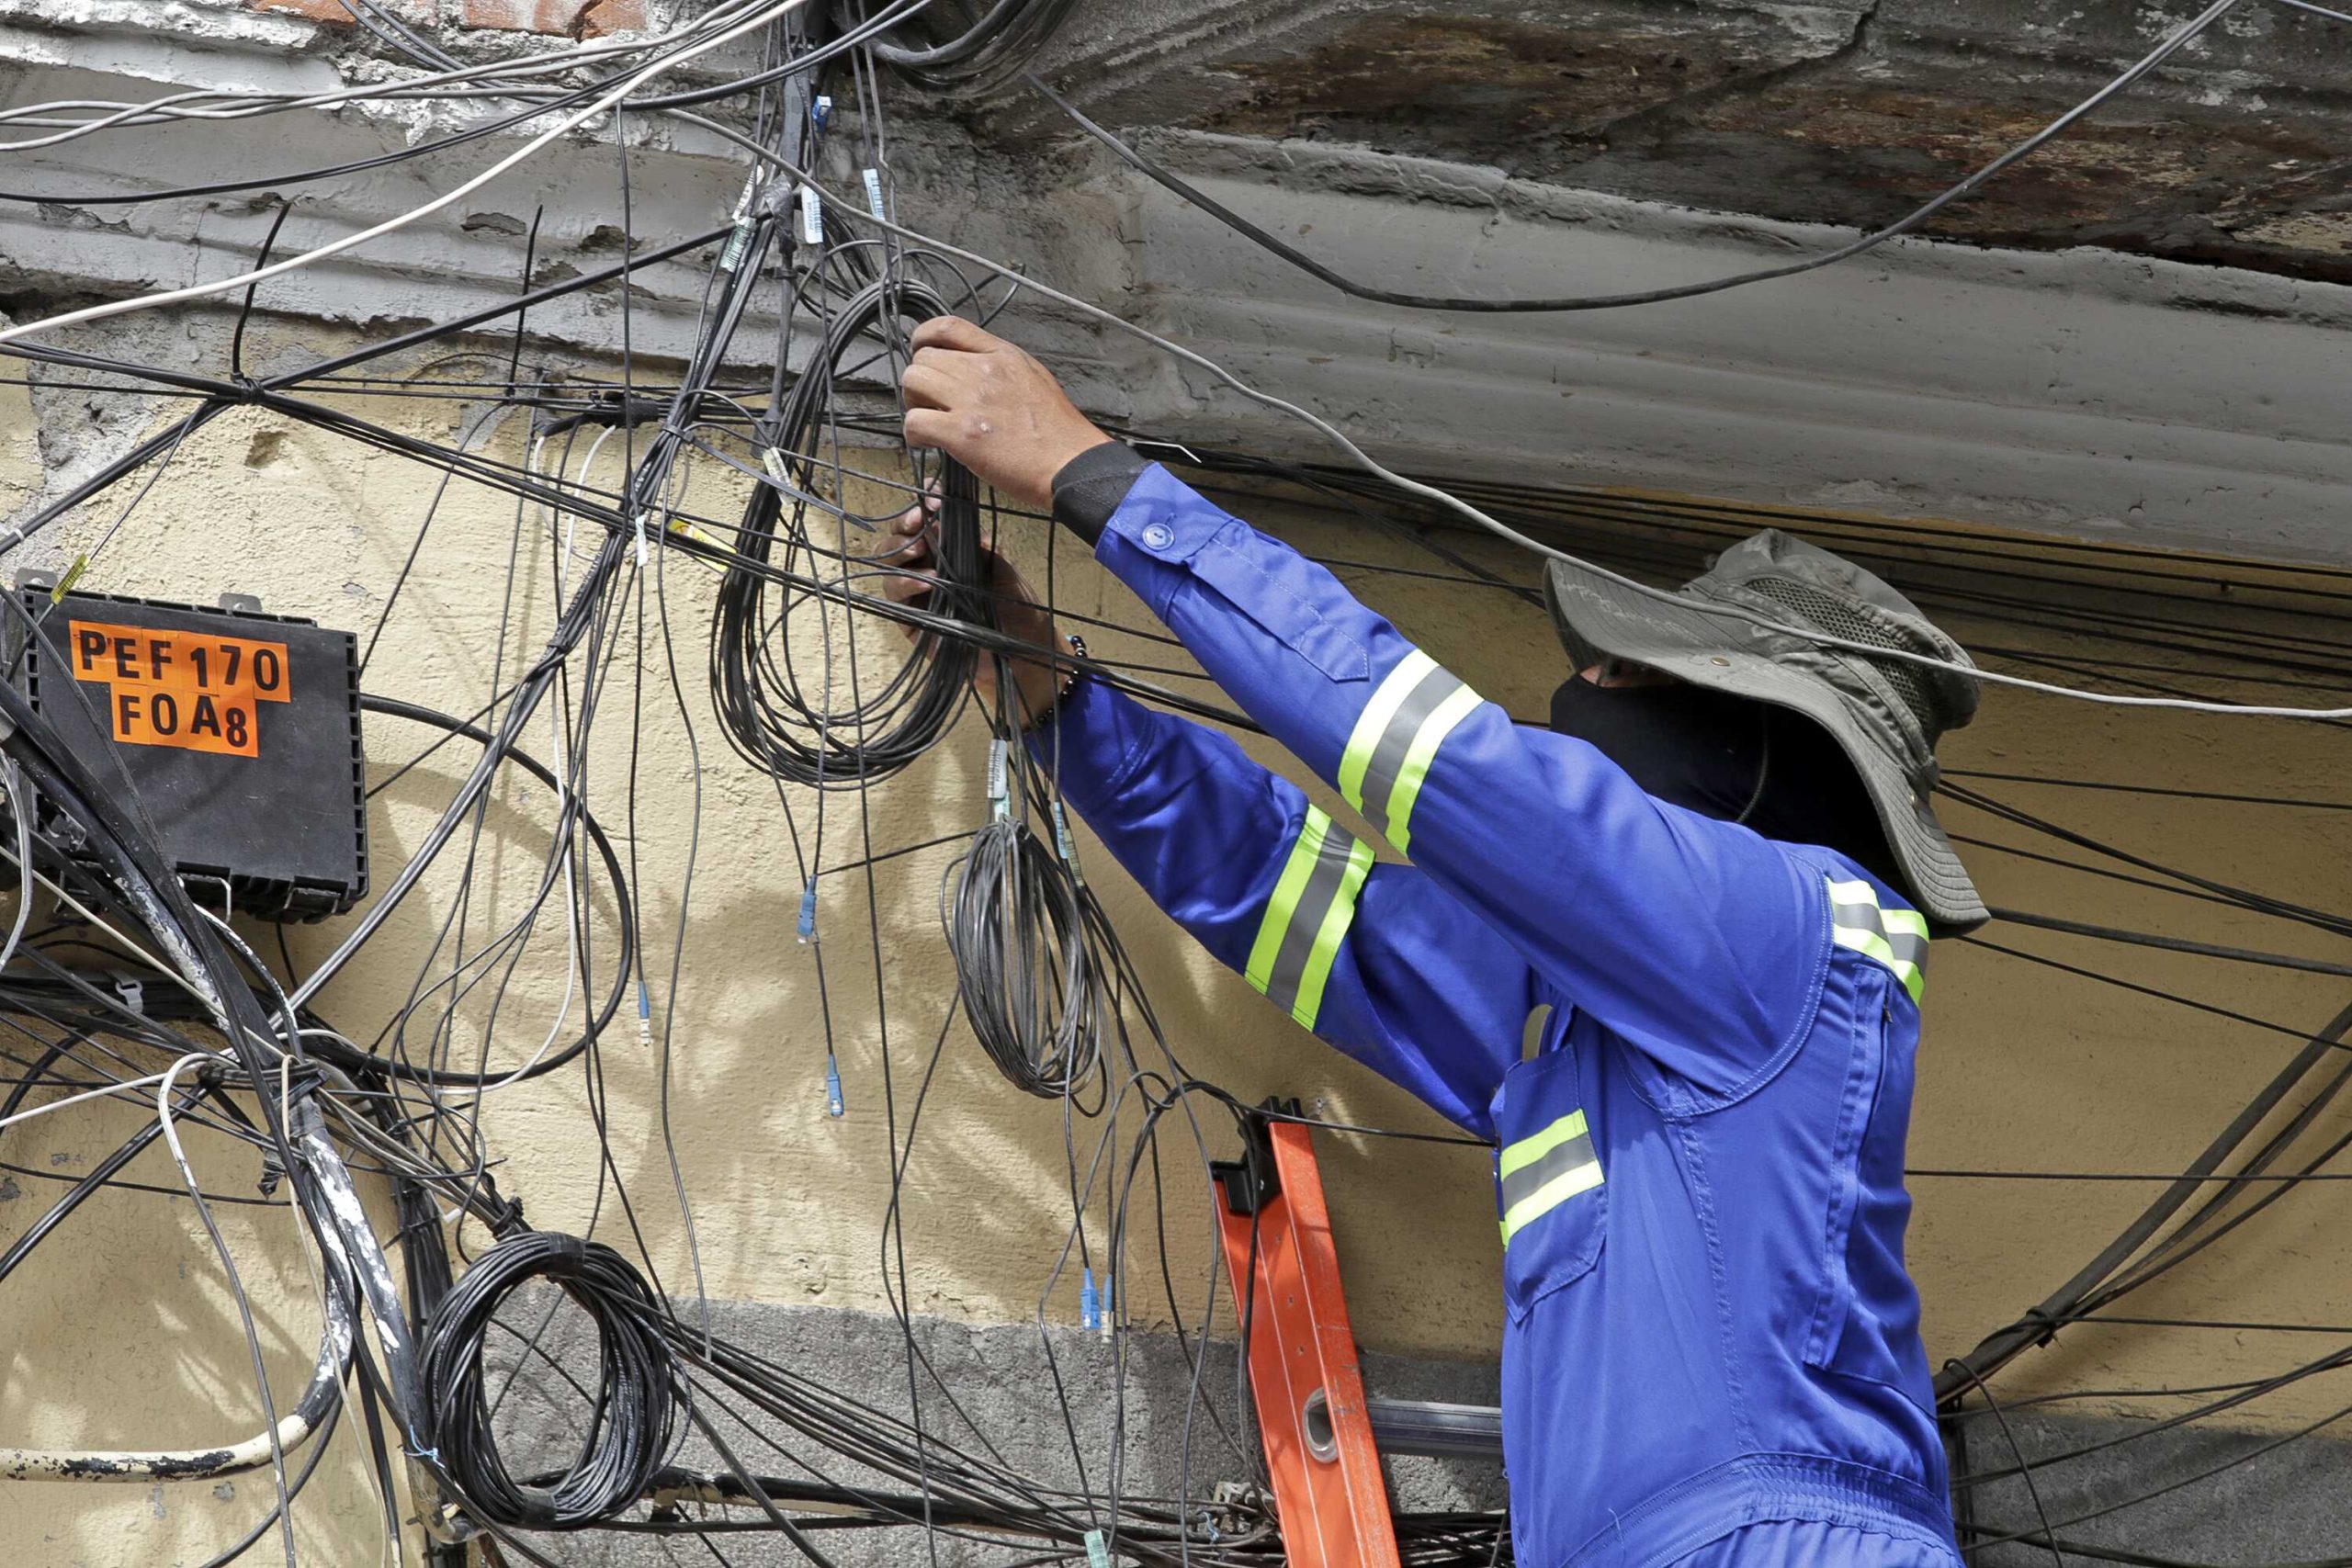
[8,585,369,919]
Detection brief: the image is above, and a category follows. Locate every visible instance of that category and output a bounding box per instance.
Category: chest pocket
[1491,1035,1606,1324]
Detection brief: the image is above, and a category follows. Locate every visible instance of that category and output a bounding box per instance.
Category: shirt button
[1139,522,1174,551]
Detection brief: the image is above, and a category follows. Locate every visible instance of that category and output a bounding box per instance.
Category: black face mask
[1548,676,1902,886]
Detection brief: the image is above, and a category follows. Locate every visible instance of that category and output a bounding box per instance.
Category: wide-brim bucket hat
[1544,529,1986,931]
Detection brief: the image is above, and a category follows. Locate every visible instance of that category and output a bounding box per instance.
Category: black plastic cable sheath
[1935,998,2352,1403]
[1988,908,2352,978]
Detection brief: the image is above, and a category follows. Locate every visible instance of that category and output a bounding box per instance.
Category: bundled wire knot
[417,1231,680,1530]
[944,817,1106,1100]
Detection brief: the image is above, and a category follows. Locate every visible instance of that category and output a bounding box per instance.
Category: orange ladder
[1211,1100,1404,1568]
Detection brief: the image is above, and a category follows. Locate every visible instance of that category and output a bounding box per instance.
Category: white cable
[0,1057,346,1488]
[0,0,807,347]
[0,761,34,978]
[0,1068,177,1133]
[565,425,619,570]
[0,0,773,149]
[151,1052,296,1565]
[0,852,178,976]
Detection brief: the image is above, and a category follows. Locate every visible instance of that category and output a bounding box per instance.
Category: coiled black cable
[943,815,1105,1100]
[855,0,1080,90]
[417,1231,680,1530]
[710,278,992,786]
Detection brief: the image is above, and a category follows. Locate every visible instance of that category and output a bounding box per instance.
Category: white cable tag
[1052,801,1083,886]
[862,168,886,220]
[986,739,1009,819]
[799,185,824,246]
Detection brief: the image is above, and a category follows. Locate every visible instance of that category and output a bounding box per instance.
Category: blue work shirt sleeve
[1032,674,1534,1136]
[1089,464,1828,1105]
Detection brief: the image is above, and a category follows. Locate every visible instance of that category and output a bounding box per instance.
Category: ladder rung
[1365,1396,1505,1461]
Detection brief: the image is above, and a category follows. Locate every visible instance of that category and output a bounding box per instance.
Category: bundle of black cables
[417,1230,680,1530]
[944,812,1107,1100]
[711,279,994,787]
[847,0,1080,90]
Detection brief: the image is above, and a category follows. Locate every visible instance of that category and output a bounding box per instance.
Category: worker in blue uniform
[888,315,1988,1568]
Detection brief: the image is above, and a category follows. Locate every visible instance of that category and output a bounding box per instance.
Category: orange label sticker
[66,619,292,759]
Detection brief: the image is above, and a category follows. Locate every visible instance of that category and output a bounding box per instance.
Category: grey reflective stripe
[1354,662,1465,839]
[1495,1108,1603,1247]
[1338,650,1484,854]
[1243,807,1375,1030]
[1498,1127,1596,1217]
[1826,877,1928,1003]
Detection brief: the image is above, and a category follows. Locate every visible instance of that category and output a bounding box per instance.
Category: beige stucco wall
[0,349,2346,1563]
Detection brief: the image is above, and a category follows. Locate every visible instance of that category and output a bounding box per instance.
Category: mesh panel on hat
[1746,575,1940,733]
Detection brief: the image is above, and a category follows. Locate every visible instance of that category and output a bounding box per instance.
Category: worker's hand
[877,494,1069,728]
[899,316,1113,513]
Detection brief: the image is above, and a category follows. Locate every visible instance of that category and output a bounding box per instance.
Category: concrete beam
[1103,135,2352,567]
[1007,0,2352,288]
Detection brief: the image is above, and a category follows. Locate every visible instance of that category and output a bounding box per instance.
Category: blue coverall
[1031,460,1964,1568]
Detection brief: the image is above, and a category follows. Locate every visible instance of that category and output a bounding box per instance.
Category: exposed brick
[458,0,567,31]
[251,0,433,23]
[458,0,639,35]
[581,0,644,38]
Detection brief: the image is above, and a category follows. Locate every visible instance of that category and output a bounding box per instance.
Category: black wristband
[1049,442,1150,546]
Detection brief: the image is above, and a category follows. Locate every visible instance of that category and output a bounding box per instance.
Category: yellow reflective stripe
[1499,1159,1604,1247]
[1243,807,1375,1031]
[1497,1113,1604,1247]
[1826,877,1928,1003]
[1883,908,1929,940]
[1291,834,1375,1029]
[1498,1109,1587,1179]
[1382,681,1483,853]
[1244,810,1331,995]
[1339,650,1436,810]
[1835,925,1899,965]
[1830,923,1924,1002]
